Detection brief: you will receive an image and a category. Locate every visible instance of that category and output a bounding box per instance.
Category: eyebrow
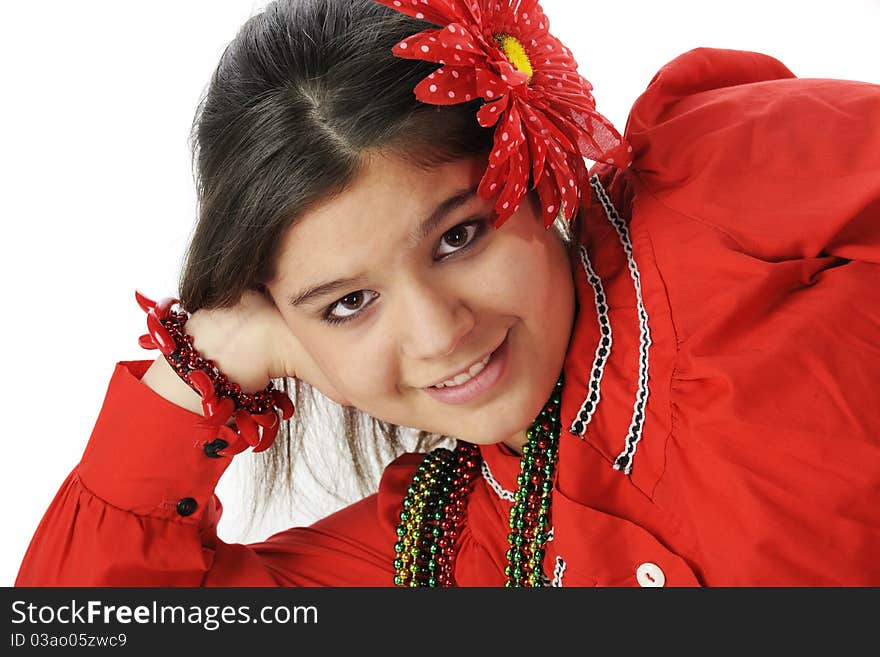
[287,185,479,308]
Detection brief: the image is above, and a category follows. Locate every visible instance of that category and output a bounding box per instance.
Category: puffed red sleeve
[625,47,880,263]
[15,360,408,586]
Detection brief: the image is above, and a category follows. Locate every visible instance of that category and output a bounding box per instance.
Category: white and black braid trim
[481,460,515,502]
[569,244,612,438]
[589,175,652,476]
[551,556,567,587]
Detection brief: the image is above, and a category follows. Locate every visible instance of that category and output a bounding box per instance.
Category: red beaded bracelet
[135,290,295,455]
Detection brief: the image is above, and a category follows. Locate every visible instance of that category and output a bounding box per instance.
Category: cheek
[280,316,394,406]
[479,230,570,317]
[322,339,399,405]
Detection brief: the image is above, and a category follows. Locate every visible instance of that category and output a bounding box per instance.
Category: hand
[184,288,306,393]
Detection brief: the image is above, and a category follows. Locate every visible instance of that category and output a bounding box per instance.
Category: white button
[636,562,665,587]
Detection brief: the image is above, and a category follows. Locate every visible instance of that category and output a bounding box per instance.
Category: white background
[2,0,878,585]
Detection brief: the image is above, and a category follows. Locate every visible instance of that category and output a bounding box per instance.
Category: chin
[454,416,529,446]
[456,433,504,446]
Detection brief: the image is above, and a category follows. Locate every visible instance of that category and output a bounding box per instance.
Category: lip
[422,331,510,406]
[426,336,503,388]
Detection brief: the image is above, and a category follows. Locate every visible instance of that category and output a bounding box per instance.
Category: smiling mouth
[429,351,493,388]
[423,332,508,390]
[421,331,511,405]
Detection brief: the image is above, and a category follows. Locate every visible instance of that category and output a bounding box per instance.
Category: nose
[399,277,476,362]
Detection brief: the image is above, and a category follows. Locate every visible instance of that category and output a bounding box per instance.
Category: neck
[501,429,529,455]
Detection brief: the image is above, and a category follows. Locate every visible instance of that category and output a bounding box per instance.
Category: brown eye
[325,290,379,324]
[444,225,469,248]
[435,221,484,258]
[340,292,364,309]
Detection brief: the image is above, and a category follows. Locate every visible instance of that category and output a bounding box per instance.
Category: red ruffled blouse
[17,48,880,586]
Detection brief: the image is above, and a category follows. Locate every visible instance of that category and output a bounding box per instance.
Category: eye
[434,220,485,258]
[324,290,379,324]
[322,219,487,326]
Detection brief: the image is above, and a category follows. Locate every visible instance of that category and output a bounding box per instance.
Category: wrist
[136,290,293,453]
[184,309,272,393]
[141,355,207,417]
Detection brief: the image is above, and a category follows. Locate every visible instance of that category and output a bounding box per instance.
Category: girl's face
[266,153,575,448]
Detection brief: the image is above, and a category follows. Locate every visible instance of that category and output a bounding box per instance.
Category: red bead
[203,396,235,425]
[138,334,156,350]
[233,408,261,446]
[188,369,217,402]
[135,289,157,314]
[155,296,180,321]
[251,410,279,429]
[270,390,295,420]
[146,311,177,356]
[251,419,279,453]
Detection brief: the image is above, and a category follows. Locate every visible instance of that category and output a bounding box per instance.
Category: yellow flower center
[494,34,533,82]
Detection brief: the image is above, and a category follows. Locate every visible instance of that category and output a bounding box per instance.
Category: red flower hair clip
[376,0,632,228]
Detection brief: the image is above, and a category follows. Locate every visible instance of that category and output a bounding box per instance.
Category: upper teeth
[432,353,492,388]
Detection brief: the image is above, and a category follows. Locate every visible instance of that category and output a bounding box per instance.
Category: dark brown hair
[177,0,573,527]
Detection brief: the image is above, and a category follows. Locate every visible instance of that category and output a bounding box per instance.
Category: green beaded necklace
[393,374,563,587]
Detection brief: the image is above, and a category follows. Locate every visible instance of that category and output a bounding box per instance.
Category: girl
[16,0,880,586]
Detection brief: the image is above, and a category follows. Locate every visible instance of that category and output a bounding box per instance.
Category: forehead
[274,154,487,276]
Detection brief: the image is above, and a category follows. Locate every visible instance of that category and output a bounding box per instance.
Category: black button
[176,497,198,516]
[203,438,228,458]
